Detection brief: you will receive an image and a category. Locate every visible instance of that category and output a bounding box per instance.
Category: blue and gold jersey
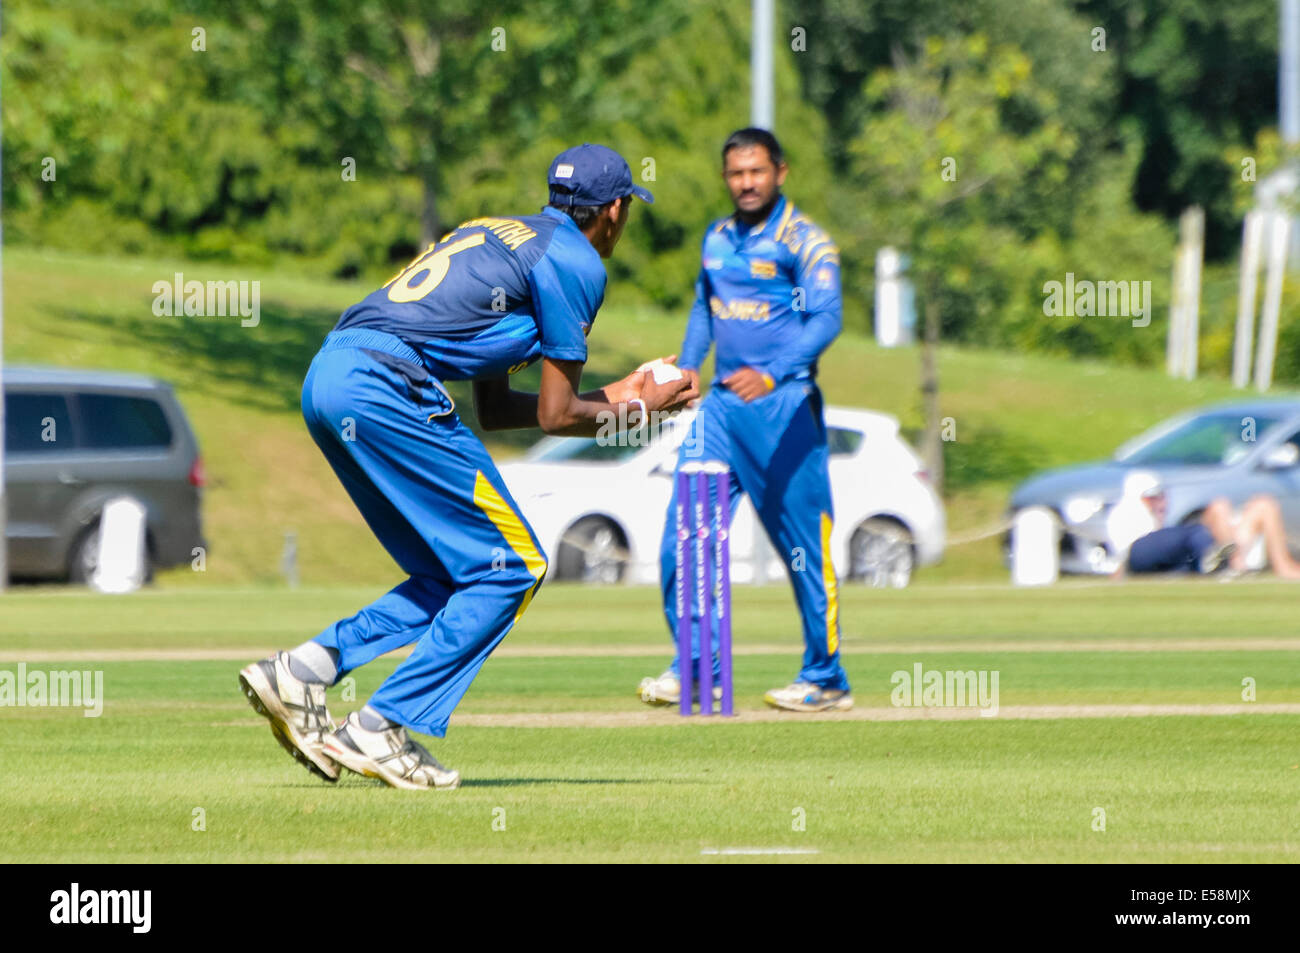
[335,206,605,381]
[678,195,841,384]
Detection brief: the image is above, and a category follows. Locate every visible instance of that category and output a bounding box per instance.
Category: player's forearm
[473,380,540,431]
[479,395,538,431]
[765,305,842,381]
[678,291,713,370]
[538,395,634,437]
[475,382,626,432]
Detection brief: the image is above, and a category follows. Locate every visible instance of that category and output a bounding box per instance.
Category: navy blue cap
[547,143,654,207]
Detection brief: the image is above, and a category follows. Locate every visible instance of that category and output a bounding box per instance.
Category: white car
[497,406,945,587]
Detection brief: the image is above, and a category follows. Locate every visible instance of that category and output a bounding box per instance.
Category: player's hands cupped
[641,370,699,414]
[606,354,684,403]
[604,368,649,404]
[722,366,775,402]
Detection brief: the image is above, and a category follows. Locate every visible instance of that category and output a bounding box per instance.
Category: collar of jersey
[542,205,581,230]
[724,194,787,244]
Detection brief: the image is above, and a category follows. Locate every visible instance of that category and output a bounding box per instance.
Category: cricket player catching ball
[239,144,696,790]
[638,128,852,712]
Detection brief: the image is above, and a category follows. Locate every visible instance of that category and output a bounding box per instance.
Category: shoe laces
[400,737,450,772]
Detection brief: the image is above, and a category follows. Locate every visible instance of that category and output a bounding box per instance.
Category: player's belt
[320,329,455,418]
[321,328,425,365]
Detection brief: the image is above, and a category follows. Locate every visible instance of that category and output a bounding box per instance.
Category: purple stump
[675,471,692,716]
[717,471,733,716]
[696,471,713,715]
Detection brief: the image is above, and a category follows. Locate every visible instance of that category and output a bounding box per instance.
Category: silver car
[1007,399,1300,574]
[3,366,206,582]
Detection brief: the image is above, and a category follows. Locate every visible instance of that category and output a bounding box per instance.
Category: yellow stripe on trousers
[473,472,548,623]
[821,512,840,656]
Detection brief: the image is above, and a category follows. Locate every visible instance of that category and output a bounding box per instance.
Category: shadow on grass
[461,777,662,788]
[273,777,669,790]
[54,304,339,414]
[52,306,668,449]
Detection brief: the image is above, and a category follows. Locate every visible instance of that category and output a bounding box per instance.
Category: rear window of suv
[4,390,173,452]
[75,393,173,449]
[4,392,74,452]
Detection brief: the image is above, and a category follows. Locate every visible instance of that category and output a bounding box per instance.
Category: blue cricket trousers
[1128,524,1214,574]
[300,329,547,736]
[658,381,849,691]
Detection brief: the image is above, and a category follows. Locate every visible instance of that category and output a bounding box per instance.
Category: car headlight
[1062,495,1105,524]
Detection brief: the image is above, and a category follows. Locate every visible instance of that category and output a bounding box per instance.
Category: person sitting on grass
[1108,471,1300,579]
[1199,494,1300,579]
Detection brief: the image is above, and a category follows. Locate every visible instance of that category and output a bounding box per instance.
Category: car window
[530,436,647,464]
[1118,412,1281,466]
[4,391,75,453]
[74,393,173,450]
[827,427,864,457]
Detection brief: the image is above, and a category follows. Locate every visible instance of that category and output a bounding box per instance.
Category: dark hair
[547,197,623,230]
[722,128,785,168]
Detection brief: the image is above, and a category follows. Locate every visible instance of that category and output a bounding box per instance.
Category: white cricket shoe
[763,681,854,713]
[323,712,461,791]
[637,670,723,707]
[239,651,340,782]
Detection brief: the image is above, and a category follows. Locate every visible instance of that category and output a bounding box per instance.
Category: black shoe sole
[239,672,338,784]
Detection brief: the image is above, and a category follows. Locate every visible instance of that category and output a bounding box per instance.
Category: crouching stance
[240,145,693,788]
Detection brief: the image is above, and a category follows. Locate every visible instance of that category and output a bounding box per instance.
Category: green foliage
[0,0,1282,370]
[939,423,1047,491]
[1072,0,1279,260]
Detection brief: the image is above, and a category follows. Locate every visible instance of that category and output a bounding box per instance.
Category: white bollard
[1011,506,1059,587]
[874,247,916,347]
[90,497,147,594]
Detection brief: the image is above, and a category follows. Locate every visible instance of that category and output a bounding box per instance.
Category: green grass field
[2,580,1296,863]
[5,245,1298,862]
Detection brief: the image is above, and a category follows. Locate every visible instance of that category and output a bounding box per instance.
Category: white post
[1167,246,1184,377]
[90,497,148,594]
[1234,210,1265,388]
[875,247,902,347]
[1180,207,1204,379]
[1011,507,1059,586]
[751,0,774,130]
[1255,212,1291,391]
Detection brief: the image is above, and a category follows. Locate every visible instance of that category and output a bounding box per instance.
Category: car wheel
[68,525,100,584]
[556,516,628,584]
[67,523,154,585]
[848,518,915,588]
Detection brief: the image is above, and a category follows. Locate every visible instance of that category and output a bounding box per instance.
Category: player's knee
[1203,498,1231,521]
[1241,495,1273,519]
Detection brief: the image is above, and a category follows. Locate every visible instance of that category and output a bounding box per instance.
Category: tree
[211,0,693,247]
[846,36,1079,492]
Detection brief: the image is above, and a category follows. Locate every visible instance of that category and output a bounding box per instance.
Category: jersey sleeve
[677,265,714,371]
[766,225,843,382]
[526,239,606,364]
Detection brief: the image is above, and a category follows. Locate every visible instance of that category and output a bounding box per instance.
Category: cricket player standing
[639,128,851,712]
[240,144,695,789]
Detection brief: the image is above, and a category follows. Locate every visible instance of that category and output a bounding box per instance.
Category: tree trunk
[920,290,944,495]
[420,162,441,248]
